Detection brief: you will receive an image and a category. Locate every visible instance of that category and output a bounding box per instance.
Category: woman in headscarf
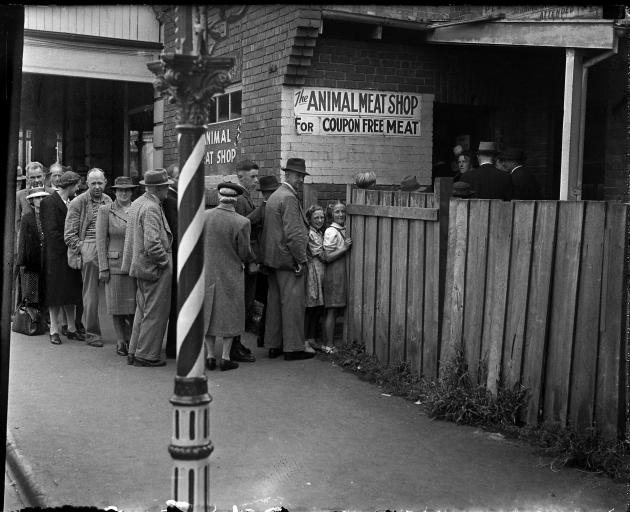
[202,182,254,371]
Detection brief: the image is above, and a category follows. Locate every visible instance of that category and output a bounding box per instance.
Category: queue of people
[13,156,353,372]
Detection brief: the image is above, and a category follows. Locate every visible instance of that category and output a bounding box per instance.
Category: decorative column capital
[148,53,234,126]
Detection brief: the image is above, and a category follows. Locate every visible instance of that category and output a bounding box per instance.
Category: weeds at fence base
[330,340,629,482]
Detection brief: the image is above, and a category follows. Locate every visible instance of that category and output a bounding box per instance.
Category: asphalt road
[5,311,626,511]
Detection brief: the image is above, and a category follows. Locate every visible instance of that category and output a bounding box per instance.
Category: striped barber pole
[176,128,207,378]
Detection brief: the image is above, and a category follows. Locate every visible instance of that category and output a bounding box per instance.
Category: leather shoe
[127,354,135,365]
[49,333,62,345]
[232,336,252,355]
[76,322,86,335]
[232,351,256,363]
[268,348,283,358]
[205,358,216,371]
[284,350,316,361]
[116,343,128,356]
[219,359,239,371]
[133,357,166,367]
[86,337,104,347]
[66,330,86,341]
[61,325,68,337]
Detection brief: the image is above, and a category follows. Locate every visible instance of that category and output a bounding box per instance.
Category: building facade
[156,5,626,202]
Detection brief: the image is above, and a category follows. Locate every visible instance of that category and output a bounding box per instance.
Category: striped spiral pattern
[176,130,207,378]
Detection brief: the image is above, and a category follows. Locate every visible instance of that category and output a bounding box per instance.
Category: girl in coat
[304,204,326,352]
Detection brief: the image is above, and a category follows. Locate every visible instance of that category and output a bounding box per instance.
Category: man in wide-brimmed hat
[261,157,315,361]
[122,168,174,367]
[460,141,512,200]
[497,147,541,200]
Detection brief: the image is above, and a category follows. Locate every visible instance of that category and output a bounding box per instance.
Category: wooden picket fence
[440,199,627,439]
[345,180,451,380]
[345,187,627,438]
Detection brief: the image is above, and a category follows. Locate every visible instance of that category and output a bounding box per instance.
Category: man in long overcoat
[460,141,512,200]
[261,157,314,361]
[122,168,173,367]
[202,182,254,372]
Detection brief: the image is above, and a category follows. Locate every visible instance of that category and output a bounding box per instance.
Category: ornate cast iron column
[147,6,233,511]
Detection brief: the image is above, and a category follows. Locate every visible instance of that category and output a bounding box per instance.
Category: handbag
[68,246,82,270]
[12,300,46,336]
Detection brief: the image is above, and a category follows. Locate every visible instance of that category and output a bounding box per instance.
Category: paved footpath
[5,318,626,511]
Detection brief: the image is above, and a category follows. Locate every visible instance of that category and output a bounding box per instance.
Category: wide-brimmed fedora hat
[140,168,173,186]
[452,181,475,197]
[257,175,280,192]
[58,170,81,188]
[217,181,245,196]
[26,187,50,200]
[282,157,309,175]
[111,176,138,189]
[400,175,421,191]
[498,147,526,162]
[477,141,499,155]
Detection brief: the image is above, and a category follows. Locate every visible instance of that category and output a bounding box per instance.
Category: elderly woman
[40,171,85,345]
[304,204,326,352]
[96,176,138,356]
[203,182,254,371]
[16,187,49,306]
[322,201,352,348]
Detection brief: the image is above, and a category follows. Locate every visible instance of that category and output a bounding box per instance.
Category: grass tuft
[330,340,629,481]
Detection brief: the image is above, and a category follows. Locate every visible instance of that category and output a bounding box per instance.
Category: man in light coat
[261,157,314,361]
[64,168,112,345]
[122,168,173,367]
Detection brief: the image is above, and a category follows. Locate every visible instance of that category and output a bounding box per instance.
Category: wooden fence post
[343,183,352,344]
[434,177,452,375]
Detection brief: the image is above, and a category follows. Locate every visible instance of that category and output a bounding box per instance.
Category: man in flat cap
[460,141,512,200]
[497,147,541,200]
[261,157,314,361]
[231,159,260,363]
[64,167,112,346]
[122,168,174,367]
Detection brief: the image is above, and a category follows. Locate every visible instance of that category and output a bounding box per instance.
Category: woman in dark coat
[16,187,48,305]
[202,182,253,371]
[40,171,85,345]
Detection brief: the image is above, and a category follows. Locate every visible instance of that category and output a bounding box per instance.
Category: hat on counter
[111,176,138,189]
[282,157,309,175]
[217,181,245,196]
[498,147,526,162]
[140,169,173,186]
[58,171,81,188]
[400,175,421,191]
[476,141,499,155]
[257,175,280,192]
[26,187,50,200]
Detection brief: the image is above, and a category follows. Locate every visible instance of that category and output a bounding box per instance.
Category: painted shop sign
[293,87,422,137]
[480,5,602,20]
[204,119,240,176]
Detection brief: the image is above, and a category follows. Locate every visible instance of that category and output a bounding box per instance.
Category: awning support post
[560,48,584,200]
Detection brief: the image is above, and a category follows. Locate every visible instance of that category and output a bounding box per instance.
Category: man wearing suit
[122,168,174,367]
[231,159,260,363]
[261,157,314,361]
[460,141,512,200]
[163,164,179,359]
[497,147,541,200]
[64,168,112,345]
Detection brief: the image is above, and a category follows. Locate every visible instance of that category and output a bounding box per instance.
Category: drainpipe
[575,48,618,200]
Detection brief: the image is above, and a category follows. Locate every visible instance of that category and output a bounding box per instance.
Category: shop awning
[424,20,617,50]
[22,30,161,83]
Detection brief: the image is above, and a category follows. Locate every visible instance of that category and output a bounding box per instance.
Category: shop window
[208,89,242,124]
